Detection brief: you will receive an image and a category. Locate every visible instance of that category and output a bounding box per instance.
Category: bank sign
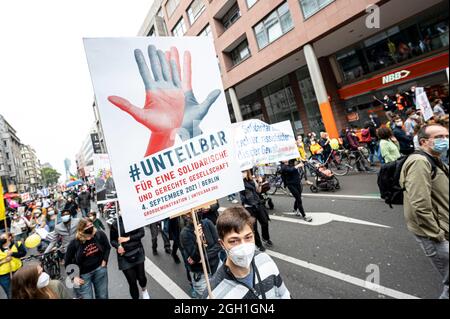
[338,52,449,100]
[381,70,410,85]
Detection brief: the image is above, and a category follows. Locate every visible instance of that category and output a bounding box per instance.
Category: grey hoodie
[44,218,80,254]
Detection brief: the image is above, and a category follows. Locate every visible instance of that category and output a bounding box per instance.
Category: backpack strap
[413,150,444,180]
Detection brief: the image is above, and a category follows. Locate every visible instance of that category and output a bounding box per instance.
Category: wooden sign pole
[190,208,214,299]
[3,217,13,279]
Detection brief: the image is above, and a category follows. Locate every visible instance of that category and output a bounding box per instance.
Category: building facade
[138,0,449,137]
[20,145,42,192]
[75,123,104,180]
[0,115,27,192]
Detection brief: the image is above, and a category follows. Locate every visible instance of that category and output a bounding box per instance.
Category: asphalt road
[1,172,443,299]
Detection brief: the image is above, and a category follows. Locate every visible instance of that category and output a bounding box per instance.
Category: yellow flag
[0,182,5,221]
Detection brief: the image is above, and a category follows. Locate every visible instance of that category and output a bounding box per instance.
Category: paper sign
[233,120,300,171]
[93,154,118,204]
[416,92,434,121]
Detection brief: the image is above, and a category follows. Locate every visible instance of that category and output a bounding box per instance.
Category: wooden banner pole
[191,208,213,299]
[3,217,13,279]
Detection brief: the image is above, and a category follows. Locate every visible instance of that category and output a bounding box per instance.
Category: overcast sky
[0,0,153,181]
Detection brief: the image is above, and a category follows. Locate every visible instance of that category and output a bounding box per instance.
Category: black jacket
[180,218,223,274]
[280,164,301,186]
[77,191,91,209]
[393,126,414,153]
[240,179,261,207]
[110,216,145,253]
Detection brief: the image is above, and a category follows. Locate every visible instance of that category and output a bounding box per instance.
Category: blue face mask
[432,138,449,154]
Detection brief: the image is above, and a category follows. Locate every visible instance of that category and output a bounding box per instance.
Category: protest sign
[233,119,300,171]
[84,38,244,231]
[93,153,118,204]
[416,92,434,121]
[20,193,31,202]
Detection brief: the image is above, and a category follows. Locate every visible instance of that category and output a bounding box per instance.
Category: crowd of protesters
[0,86,447,300]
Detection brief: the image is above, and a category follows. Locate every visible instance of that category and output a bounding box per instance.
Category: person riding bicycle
[345,127,373,172]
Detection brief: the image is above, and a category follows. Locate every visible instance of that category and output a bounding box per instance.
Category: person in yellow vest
[0,232,27,299]
[310,139,324,163]
[296,136,307,161]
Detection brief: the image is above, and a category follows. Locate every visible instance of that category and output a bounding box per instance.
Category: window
[0,164,4,171]
[334,4,449,82]
[246,0,258,8]
[253,2,293,49]
[261,76,302,132]
[172,18,186,37]
[221,2,241,30]
[299,0,334,19]
[8,165,11,171]
[166,0,180,18]
[3,140,6,147]
[147,27,155,37]
[239,92,264,120]
[230,40,251,66]
[187,0,205,25]
[5,152,9,160]
[199,24,212,37]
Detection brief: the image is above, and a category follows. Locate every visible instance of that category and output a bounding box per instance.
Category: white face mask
[61,215,71,223]
[227,242,256,268]
[47,210,55,216]
[37,272,50,289]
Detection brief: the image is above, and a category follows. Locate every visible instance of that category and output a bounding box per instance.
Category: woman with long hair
[64,218,111,299]
[11,263,70,299]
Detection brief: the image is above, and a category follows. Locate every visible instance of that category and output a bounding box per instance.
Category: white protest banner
[416,92,434,121]
[233,119,300,171]
[93,153,118,204]
[84,38,244,232]
[415,87,424,109]
[20,193,31,202]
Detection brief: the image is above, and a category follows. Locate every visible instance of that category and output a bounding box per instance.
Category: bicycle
[339,148,375,174]
[267,168,291,196]
[21,248,63,280]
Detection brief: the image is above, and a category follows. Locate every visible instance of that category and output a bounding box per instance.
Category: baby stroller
[258,176,275,210]
[304,160,340,193]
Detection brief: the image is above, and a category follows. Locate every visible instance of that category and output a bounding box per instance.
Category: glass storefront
[296,67,325,135]
[239,92,264,121]
[335,2,449,82]
[343,71,449,128]
[261,75,303,135]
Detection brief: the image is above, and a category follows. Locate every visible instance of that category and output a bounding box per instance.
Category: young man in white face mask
[203,207,290,299]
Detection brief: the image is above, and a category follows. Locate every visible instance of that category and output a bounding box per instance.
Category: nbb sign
[382,70,410,85]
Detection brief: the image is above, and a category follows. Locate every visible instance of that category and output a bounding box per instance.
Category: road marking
[144,257,191,299]
[219,208,390,228]
[265,250,419,299]
[272,213,390,228]
[301,193,381,200]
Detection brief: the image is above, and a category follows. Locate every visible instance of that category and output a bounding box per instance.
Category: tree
[41,167,61,187]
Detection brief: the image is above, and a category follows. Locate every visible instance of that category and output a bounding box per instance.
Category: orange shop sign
[338,52,449,100]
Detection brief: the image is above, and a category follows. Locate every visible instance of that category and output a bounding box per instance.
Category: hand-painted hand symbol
[108,45,185,157]
[167,49,221,141]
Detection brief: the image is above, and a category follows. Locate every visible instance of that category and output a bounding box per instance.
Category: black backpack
[377,150,439,208]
